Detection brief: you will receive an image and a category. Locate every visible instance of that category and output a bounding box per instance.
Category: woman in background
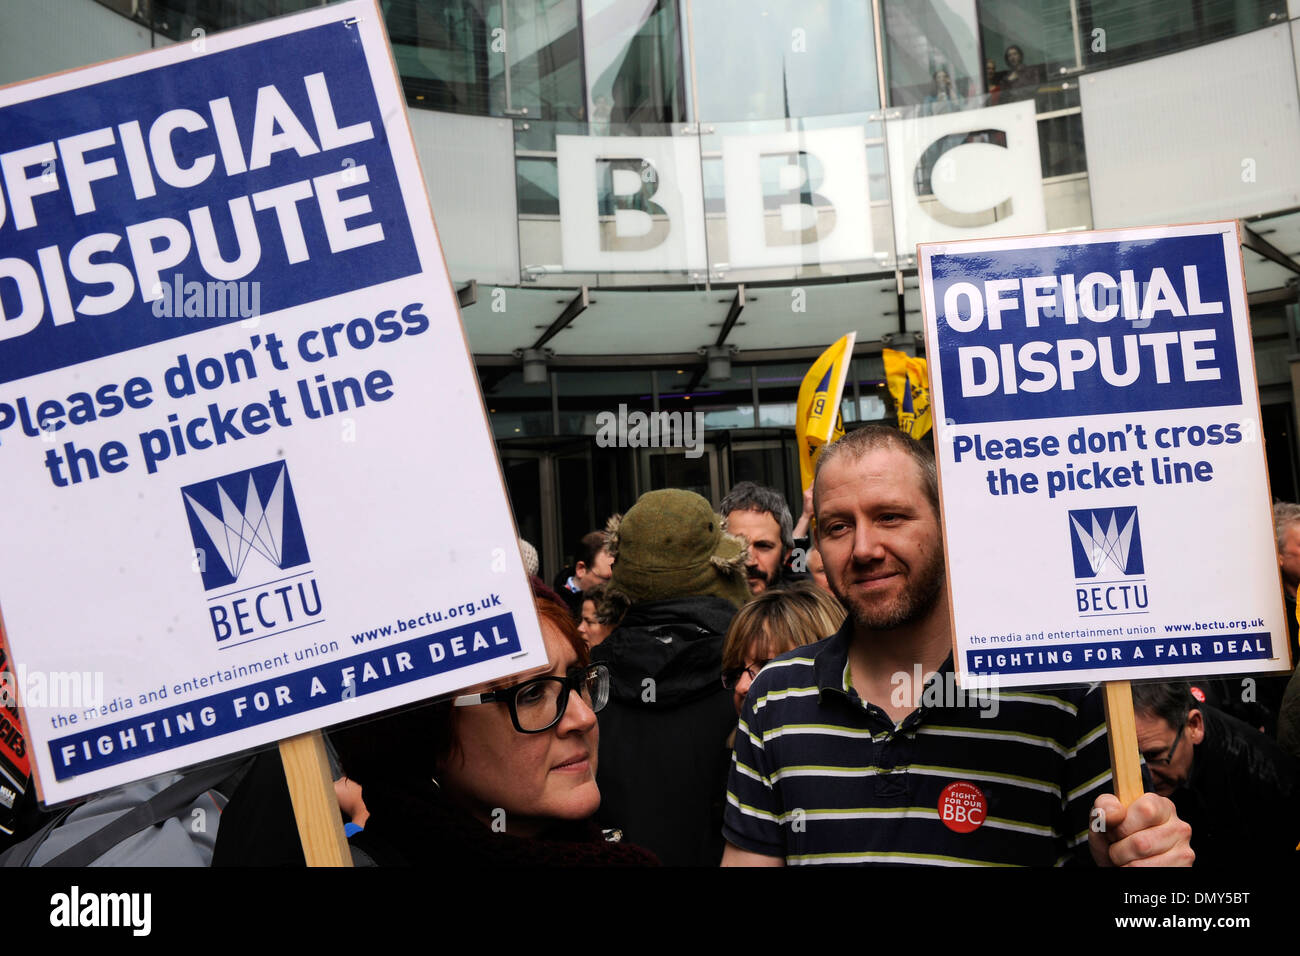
[578,584,620,648]
[721,584,846,716]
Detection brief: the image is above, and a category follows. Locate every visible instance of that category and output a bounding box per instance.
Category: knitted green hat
[600,489,751,618]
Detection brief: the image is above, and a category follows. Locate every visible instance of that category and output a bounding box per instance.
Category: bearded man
[721,425,1193,867]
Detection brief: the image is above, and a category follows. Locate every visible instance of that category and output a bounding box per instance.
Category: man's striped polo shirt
[723,620,1114,866]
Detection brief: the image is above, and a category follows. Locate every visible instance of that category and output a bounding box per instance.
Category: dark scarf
[352,779,659,867]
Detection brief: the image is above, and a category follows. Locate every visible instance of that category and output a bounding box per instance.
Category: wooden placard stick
[1102,679,1144,805]
[279,730,352,867]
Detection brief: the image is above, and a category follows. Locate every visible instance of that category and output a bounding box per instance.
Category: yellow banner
[796,332,856,491]
[882,348,933,440]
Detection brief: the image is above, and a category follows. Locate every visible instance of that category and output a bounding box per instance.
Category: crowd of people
[921,42,1042,115]
[267,426,1300,866]
[5,425,1298,867]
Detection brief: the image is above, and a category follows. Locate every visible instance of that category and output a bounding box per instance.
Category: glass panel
[730,442,784,486]
[487,408,555,438]
[1080,0,1285,70]
[757,401,797,427]
[847,356,891,422]
[583,0,688,131]
[93,0,152,23]
[1038,108,1085,179]
[481,368,553,438]
[867,144,891,204]
[647,449,713,499]
[385,0,500,114]
[690,0,880,122]
[1262,402,1299,503]
[860,391,889,420]
[659,367,755,430]
[554,370,655,435]
[755,358,890,425]
[756,362,874,427]
[556,451,597,569]
[976,0,1076,105]
[383,0,584,118]
[883,0,985,109]
[754,364,804,427]
[503,0,586,120]
[591,444,639,521]
[149,0,319,38]
[500,455,545,550]
[729,440,801,514]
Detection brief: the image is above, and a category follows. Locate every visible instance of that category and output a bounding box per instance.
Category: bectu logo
[1068,506,1148,614]
[182,461,324,646]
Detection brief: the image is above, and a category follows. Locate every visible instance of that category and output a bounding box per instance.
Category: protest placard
[921,221,1287,688]
[0,0,547,813]
[920,222,1289,799]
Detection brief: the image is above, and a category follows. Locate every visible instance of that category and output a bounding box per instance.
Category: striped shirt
[723,621,1113,866]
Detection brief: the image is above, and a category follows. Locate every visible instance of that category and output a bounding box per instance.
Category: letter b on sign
[598,158,669,253]
[759,150,835,244]
[721,127,871,269]
[556,135,706,272]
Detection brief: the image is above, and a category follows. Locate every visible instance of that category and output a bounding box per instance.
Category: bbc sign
[556,101,1045,272]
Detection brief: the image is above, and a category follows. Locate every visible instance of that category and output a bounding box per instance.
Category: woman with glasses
[721,584,847,717]
[330,595,657,865]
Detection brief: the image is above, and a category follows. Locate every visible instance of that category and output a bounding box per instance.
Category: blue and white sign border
[919,221,1291,689]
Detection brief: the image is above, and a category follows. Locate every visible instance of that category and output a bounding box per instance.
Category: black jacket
[552,571,584,618]
[590,596,738,866]
[1171,704,1300,867]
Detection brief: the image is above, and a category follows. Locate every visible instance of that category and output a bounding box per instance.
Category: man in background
[1133,680,1300,866]
[721,481,802,595]
[554,529,614,617]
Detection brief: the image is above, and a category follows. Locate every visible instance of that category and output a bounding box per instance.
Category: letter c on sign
[914,130,1014,227]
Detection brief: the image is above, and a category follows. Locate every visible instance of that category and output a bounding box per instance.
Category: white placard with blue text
[0,0,547,804]
[920,222,1289,689]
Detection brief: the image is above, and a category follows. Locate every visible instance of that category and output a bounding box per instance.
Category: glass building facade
[10,0,1300,578]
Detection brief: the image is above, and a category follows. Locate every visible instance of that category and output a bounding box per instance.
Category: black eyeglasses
[1142,724,1185,768]
[722,661,769,691]
[453,663,610,734]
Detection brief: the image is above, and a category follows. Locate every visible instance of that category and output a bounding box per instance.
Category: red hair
[532,592,590,668]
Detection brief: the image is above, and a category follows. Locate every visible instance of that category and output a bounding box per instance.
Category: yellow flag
[796,333,856,491]
[882,348,933,440]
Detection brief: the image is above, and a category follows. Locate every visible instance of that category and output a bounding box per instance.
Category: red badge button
[1190,685,1206,703]
[939,781,987,833]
